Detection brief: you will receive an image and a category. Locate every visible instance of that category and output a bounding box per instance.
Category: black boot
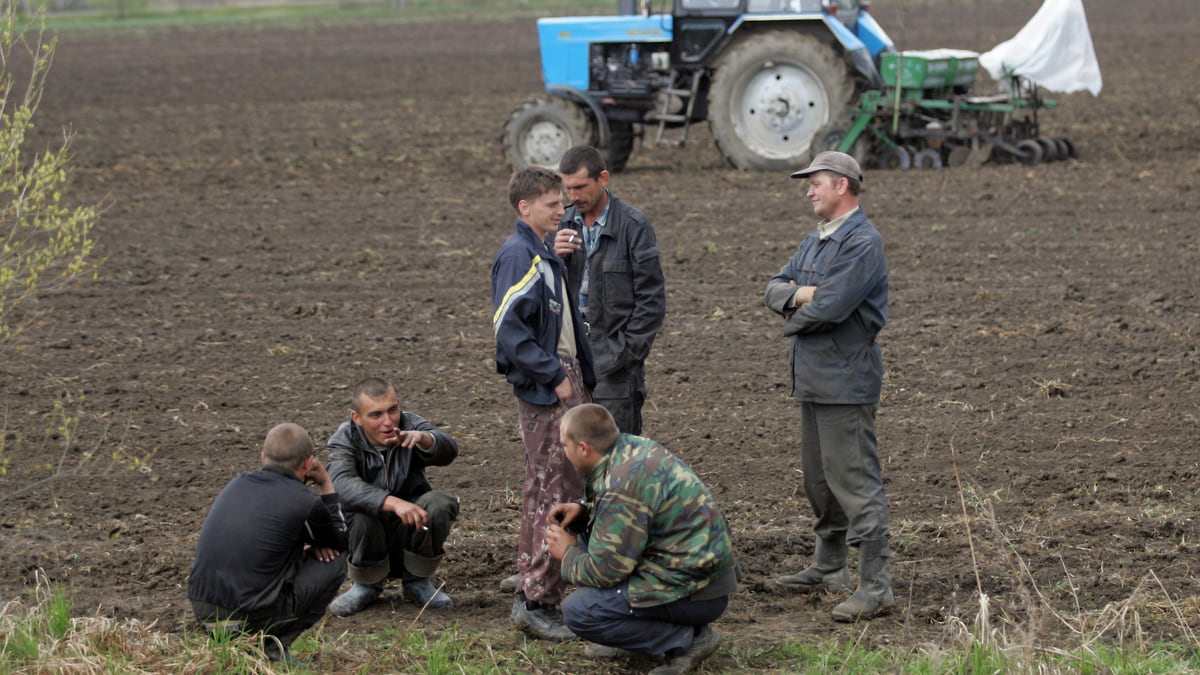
[777,535,851,593]
[832,538,894,622]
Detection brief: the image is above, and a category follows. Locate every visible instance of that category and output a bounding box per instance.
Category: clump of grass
[0,571,281,674]
[1,572,170,673]
[1035,377,1071,398]
[937,440,1200,674]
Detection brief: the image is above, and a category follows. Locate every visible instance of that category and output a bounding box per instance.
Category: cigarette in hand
[568,233,576,244]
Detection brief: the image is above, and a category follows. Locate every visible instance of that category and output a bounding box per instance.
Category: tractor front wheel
[502,95,594,170]
[708,31,853,171]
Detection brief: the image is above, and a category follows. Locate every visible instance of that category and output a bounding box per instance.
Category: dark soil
[2,0,1198,667]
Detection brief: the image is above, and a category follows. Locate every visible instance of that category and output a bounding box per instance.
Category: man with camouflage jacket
[547,404,737,675]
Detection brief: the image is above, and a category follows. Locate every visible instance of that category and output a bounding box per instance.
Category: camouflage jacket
[560,433,735,608]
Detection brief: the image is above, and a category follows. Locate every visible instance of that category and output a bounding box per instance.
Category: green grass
[29,0,617,33]
[3,582,1199,674]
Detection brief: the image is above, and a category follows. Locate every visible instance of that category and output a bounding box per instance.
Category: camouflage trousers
[515,355,590,606]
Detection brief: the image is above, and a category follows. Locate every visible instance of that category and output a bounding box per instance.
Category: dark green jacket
[560,433,735,608]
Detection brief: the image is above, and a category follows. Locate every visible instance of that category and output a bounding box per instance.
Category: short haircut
[814,170,862,197]
[561,403,620,454]
[508,166,563,211]
[845,175,862,196]
[351,377,394,413]
[262,423,314,471]
[558,145,606,180]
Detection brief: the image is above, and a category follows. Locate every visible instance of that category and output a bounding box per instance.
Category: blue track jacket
[492,220,595,405]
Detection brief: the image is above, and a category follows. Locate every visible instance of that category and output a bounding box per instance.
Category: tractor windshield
[678,0,739,8]
[733,0,862,16]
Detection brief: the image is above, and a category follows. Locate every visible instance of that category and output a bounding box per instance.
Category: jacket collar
[515,220,553,251]
[262,463,301,482]
[819,207,866,242]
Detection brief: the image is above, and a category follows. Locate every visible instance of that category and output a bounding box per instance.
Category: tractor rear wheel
[502,94,594,170]
[708,31,852,171]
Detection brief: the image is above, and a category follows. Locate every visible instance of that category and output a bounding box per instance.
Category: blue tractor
[502,0,895,172]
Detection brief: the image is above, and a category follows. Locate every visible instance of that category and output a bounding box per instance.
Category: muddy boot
[329,582,381,618]
[499,573,521,594]
[777,536,851,593]
[832,538,894,622]
[403,578,454,609]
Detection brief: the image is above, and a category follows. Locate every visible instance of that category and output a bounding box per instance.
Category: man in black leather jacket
[552,145,666,435]
[326,377,459,616]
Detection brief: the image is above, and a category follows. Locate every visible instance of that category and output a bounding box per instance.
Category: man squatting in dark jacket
[551,144,665,435]
[325,377,459,616]
[492,166,596,641]
[548,404,736,675]
[188,423,347,663]
[764,151,894,622]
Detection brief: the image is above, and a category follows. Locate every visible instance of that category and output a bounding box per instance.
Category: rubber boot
[403,578,454,609]
[832,538,895,622]
[777,536,852,593]
[329,582,382,617]
[499,572,521,594]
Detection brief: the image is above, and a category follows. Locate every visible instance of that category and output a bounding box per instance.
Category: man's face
[351,389,402,447]
[806,171,847,221]
[562,167,609,219]
[559,425,588,474]
[520,188,565,238]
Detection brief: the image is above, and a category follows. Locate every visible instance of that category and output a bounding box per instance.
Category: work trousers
[192,553,347,649]
[344,490,459,585]
[593,360,646,435]
[515,354,590,605]
[799,401,890,547]
[562,583,728,657]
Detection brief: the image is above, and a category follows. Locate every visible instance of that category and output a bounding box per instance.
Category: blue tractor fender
[729,12,894,89]
[544,85,612,150]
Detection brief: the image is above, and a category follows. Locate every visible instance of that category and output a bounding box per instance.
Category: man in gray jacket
[326,377,459,616]
[764,151,893,623]
[553,145,666,435]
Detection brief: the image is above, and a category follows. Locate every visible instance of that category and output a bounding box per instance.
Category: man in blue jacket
[764,151,894,622]
[492,166,595,641]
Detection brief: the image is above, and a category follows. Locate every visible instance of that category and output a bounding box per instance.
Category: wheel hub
[735,63,829,157]
[522,120,569,166]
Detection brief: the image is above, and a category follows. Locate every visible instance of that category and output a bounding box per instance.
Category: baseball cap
[790,151,863,182]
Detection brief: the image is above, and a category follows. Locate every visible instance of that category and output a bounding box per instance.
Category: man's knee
[561,589,599,636]
[561,586,622,638]
[416,491,460,522]
[324,554,349,587]
[346,511,385,540]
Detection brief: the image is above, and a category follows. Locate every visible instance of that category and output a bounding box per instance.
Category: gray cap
[790,151,863,182]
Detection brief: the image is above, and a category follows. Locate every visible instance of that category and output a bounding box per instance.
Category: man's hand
[554,376,573,402]
[553,228,582,258]
[394,430,433,450]
[304,544,340,563]
[305,458,335,495]
[547,502,584,529]
[790,281,817,306]
[383,495,429,529]
[546,523,574,561]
